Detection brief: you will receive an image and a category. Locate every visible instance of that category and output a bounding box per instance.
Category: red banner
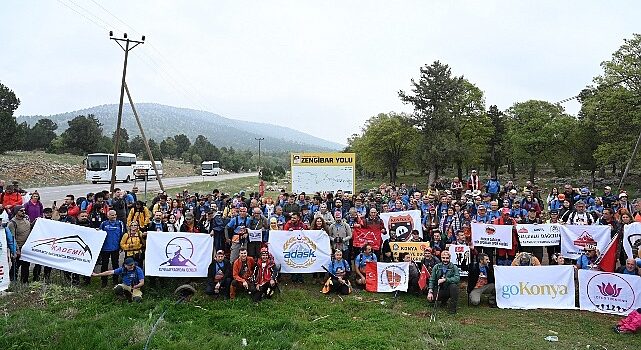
[353,227,382,251]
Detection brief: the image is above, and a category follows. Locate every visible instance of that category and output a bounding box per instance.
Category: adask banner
[579,270,641,316]
[623,222,641,260]
[0,229,10,292]
[515,224,561,246]
[352,227,382,251]
[560,225,611,260]
[471,223,512,248]
[145,232,214,277]
[20,219,107,276]
[268,230,331,273]
[380,210,422,241]
[494,266,576,310]
[365,261,410,293]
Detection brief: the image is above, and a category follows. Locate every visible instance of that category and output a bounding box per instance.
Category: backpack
[76,197,86,207]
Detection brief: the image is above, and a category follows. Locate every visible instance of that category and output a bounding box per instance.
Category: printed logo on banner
[485,225,497,235]
[586,273,636,314]
[501,282,569,299]
[550,225,561,234]
[574,231,597,247]
[388,214,413,241]
[31,235,93,262]
[160,237,196,267]
[282,235,318,269]
[380,264,407,289]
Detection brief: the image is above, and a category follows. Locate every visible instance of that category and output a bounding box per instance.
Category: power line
[55,0,109,31]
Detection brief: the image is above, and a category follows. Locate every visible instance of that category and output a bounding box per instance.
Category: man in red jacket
[494,208,518,266]
[230,248,256,299]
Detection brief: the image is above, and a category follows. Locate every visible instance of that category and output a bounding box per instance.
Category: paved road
[26,172,258,206]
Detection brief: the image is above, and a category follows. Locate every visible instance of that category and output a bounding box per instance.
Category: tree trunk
[590,169,596,190]
[456,160,463,181]
[428,163,437,186]
[529,161,536,183]
[598,167,605,178]
[612,163,616,175]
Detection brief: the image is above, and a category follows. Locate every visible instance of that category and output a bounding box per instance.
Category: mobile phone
[53,200,57,207]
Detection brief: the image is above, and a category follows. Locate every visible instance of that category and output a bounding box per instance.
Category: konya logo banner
[560,225,611,260]
[365,261,410,293]
[623,222,641,260]
[579,270,641,316]
[0,229,10,292]
[352,227,382,250]
[471,223,512,248]
[145,231,213,277]
[20,219,107,276]
[391,242,430,261]
[268,230,331,273]
[380,210,422,241]
[515,224,561,246]
[494,266,576,310]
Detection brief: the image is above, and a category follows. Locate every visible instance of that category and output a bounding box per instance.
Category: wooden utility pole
[124,82,165,192]
[109,31,144,193]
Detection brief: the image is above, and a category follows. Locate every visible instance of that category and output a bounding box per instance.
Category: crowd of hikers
[2,173,641,316]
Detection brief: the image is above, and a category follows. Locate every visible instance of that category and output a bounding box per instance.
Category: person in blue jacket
[93,257,144,302]
[485,177,501,201]
[2,216,17,259]
[98,210,125,287]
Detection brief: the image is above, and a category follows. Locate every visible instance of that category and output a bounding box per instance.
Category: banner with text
[623,222,641,260]
[448,244,471,276]
[352,227,382,251]
[365,262,410,292]
[516,224,562,246]
[291,153,355,194]
[560,225,611,260]
[471,223,513,248]
[494,265,576,310]
[579,270,641,316]
[145,231,214,277]
[380,210,423,242]
[268,230,331,273]
[391,242,430,261]
[0,229,10,292]
[20,219,107,276]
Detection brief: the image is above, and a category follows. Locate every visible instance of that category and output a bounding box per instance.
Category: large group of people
[2,171,641,313]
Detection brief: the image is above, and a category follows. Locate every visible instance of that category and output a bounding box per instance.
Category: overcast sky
[1,1,639,145]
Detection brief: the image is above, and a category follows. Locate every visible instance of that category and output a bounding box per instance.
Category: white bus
[201,161,220,176]
[133,160,163,180]
[85,153,137,184]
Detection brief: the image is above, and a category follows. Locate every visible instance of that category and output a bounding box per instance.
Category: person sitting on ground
[467,253,496,307]
[511,252,541,266]
[427,250,461,314]
[616,258,640,276]
[401,252,420,294]
[354,244,377,286]
[205,250,232,298]
[92,257,144,302]
[321,249,352,295]
[575,244,599,270]
[230,248,256,300]
[251,247,280,302]
[420,247,440,274]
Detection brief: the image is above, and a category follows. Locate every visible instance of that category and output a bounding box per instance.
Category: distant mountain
[17,103,344,152]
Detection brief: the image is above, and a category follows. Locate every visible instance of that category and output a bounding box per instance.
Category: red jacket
[284,220,307,231]
[66,203,80,218]
[494,216,518,258]
[1,192,23,210]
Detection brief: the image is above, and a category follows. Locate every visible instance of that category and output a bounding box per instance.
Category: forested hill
[17,103,344,152]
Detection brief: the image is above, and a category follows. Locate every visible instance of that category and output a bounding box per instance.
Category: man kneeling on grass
[92,257,144,302]
[427,250,461,314]
[230,248,255,300]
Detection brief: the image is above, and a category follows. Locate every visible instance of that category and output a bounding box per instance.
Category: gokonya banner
[20,219,107,276]
[579,270,641,316]
[494,266,576,310]
[268,230,332,273]
[0,228,10,292]
[145,232,214,277]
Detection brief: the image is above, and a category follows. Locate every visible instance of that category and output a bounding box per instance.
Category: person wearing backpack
[321,249,352,295]
[92,257,144,302]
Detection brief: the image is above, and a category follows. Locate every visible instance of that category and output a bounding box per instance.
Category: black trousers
[252,282,277,302]
[205,278,232,298]
[33,264,52,281]
[9,258,30,283]
[434,283,459,312]
[329,277,351,295]
[100,250,120,285]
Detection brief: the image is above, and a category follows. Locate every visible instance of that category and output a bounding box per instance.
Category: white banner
[448,244,470,277]
[268,230,331,273]
[0,228,10,292]
[365,262,410,292]
[248,229,262,243]
[579,270,641,315]
[380,210,423,241]
[560,225,611,260]
[471,223,513,248]
[144,231,214,277]
[623,222,641,260]
[20,219,106,276]
[516,224,561,246]
[494,265,576,310]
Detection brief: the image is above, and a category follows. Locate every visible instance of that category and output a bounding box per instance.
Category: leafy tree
[0,81,20,154]
[191,153,202,168]
[29,118,58,150]
[144,139,163,161]
[129,135,145,156]
[486,105,507,177]
[160,137,178,159]
[190,135,220,162]
[173,134,191,158]
[61,115,104,155]
[112,128,130,153]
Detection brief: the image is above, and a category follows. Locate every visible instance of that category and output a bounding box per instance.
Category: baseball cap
[124,257,135,266]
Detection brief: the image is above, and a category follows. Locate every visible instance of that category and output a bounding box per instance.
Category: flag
[352,227,382,250]
[418,264,430,291]
[365,261,410,293]
[596,233,619,272]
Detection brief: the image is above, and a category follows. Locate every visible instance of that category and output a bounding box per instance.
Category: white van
[133,160,163,180]
[201,161,220,176]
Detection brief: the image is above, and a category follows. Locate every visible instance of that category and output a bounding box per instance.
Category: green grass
[0,277,634,350]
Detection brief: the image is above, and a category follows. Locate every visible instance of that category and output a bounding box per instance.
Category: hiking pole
[430,284,441,322]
